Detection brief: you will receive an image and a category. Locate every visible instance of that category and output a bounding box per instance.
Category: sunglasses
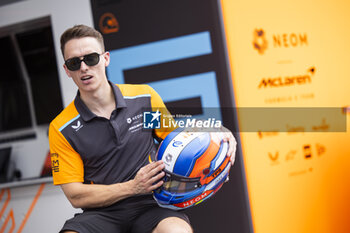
[65,52,101,71]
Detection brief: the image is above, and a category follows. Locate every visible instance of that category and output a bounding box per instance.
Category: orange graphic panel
[221,0,350,232]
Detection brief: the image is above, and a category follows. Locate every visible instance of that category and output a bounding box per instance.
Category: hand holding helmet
[215,126,237,165]
[132,161,165,195]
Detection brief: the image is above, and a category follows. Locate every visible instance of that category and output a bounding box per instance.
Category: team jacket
[49,82,173,185]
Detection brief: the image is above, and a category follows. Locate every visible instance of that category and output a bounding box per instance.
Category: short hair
[60,24,105,58]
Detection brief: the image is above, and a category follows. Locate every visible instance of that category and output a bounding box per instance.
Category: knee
[153,217,193,233]
[164,224,192,233]
[154,225,192,233]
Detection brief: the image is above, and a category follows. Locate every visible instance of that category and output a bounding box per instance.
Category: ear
[63,64,72,78]
[103,51,110,67]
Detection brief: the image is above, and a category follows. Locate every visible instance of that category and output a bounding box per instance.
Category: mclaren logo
[253,29,268,55]
[268,151,279,161]
[258,67,315,88]
[99,12,119,34]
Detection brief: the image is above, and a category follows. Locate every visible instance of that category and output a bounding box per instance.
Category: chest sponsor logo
[127,113,144,133]
[127,113,143,124]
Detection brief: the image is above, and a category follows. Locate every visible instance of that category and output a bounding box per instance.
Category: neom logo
[253,28,308,54]
[253,29,268,54]
[175,191,212,208]
[273,32,308,48]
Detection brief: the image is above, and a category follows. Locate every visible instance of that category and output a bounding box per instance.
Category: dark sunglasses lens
[66,58,81,71]
[65,53,100,71]
[84,53,100,66]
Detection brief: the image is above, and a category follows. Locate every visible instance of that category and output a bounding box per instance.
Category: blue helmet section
[156,128,182,161]
[173,133,211,176]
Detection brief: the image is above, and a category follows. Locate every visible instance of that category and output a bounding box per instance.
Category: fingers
[133,161,165,194]
[148,161,165,177]
[138,161,165,180]
[142,160,164,173]
[220,128,237,166]
[148,173,165,191]
[227,134,237,156]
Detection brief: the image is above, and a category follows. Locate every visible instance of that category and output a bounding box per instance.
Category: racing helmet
[153,128,231,210]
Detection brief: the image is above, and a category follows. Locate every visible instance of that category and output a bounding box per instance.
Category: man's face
[63,37,110,93]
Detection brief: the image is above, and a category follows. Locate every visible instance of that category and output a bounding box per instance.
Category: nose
[80,60,89,71]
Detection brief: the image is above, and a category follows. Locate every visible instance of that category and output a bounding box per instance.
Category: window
[0,16,63,138]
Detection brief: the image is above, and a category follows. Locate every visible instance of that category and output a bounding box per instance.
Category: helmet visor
[162,171,202,193]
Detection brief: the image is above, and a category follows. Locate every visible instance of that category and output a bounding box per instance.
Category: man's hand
[131,161,165,195]
[60,161,166,209]
[220,126,237,166]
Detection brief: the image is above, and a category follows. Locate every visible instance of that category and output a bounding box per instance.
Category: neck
[80,81,116,118]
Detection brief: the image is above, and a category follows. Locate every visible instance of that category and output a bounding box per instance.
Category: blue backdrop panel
[107,31,212,84]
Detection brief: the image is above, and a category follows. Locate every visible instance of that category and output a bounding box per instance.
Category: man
[49,24,236,233]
